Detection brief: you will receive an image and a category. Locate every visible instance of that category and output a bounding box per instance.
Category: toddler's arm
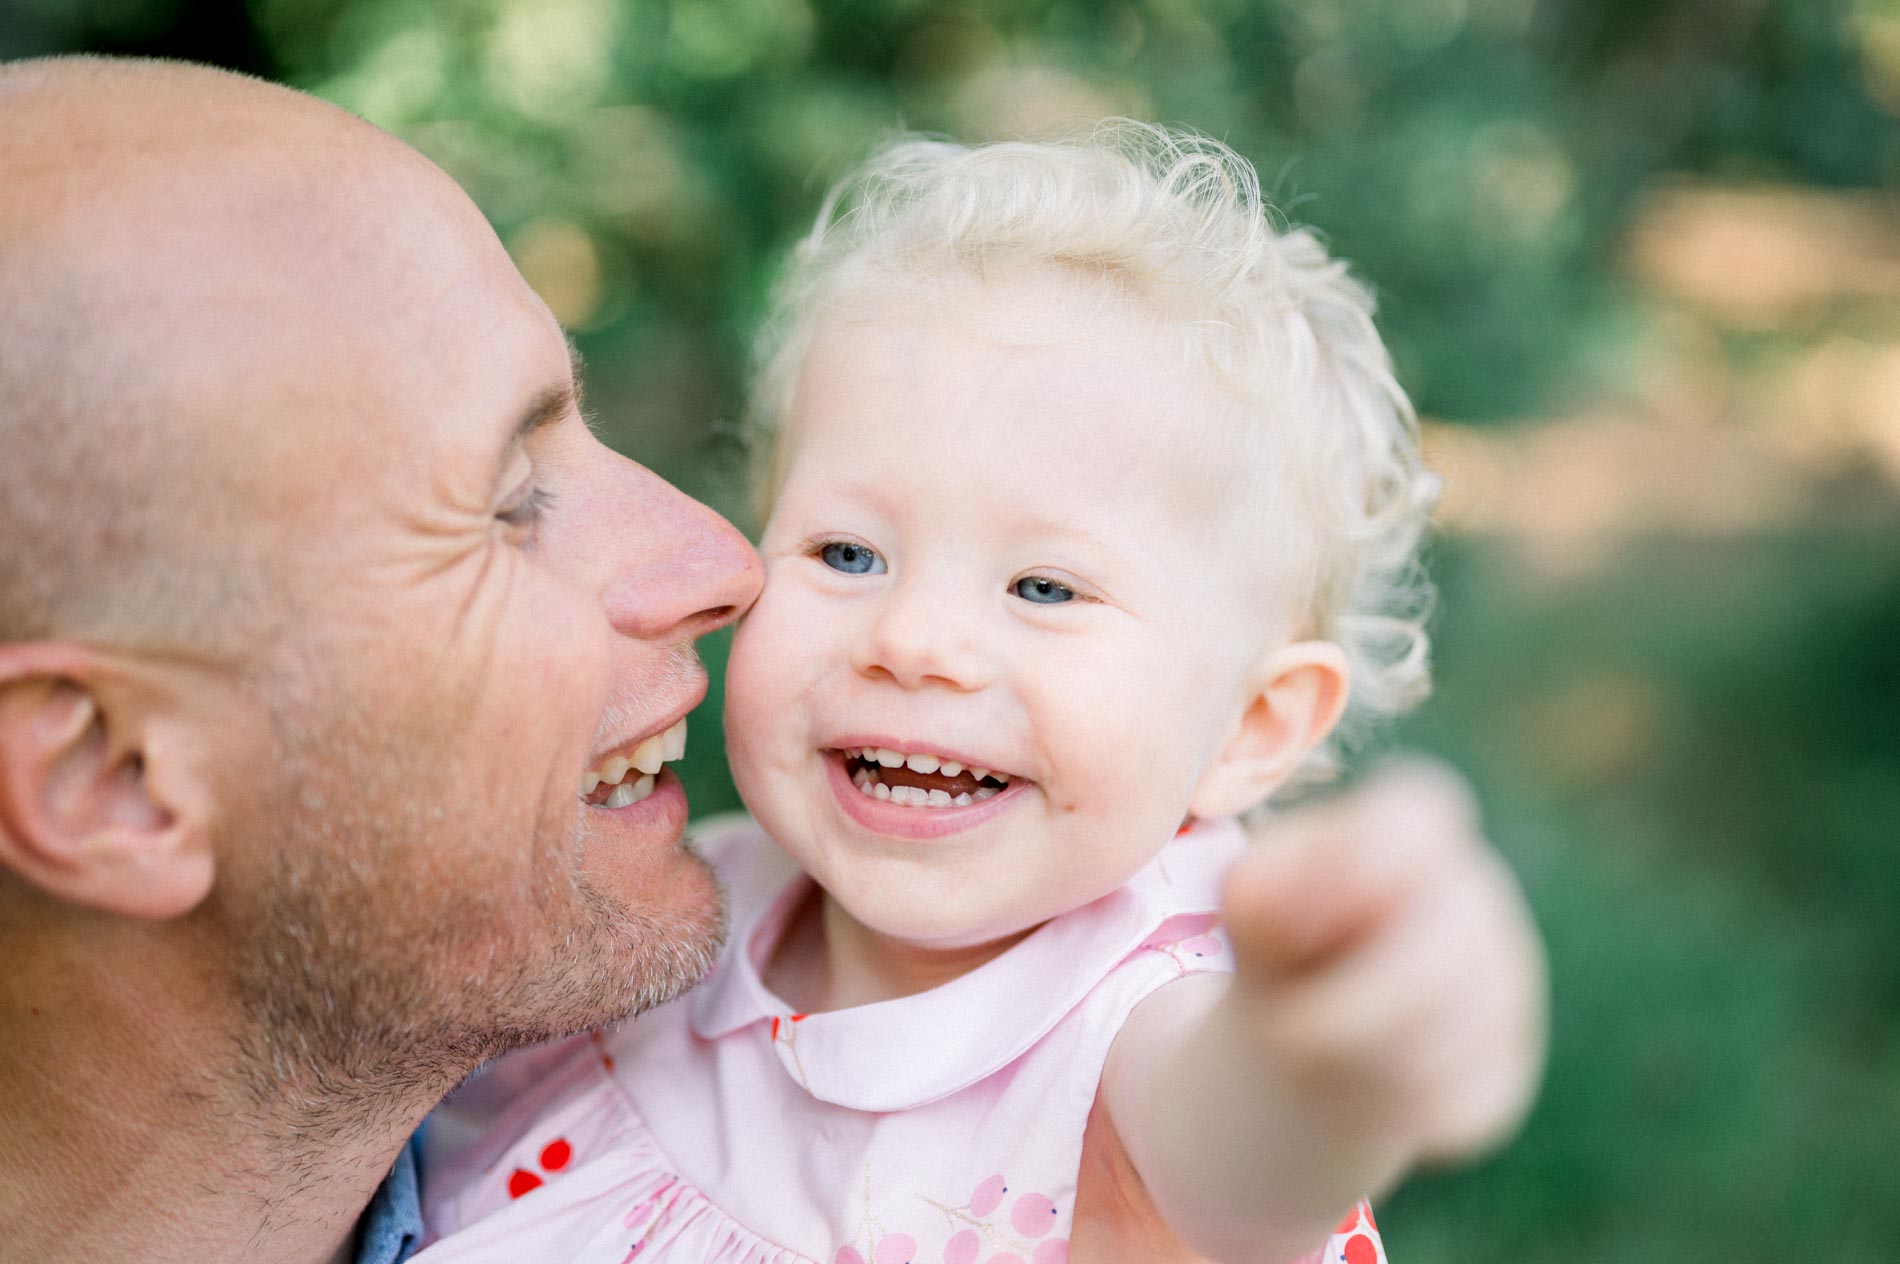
[1099,762,1548,1264]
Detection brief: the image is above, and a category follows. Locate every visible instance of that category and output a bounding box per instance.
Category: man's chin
[575,768,698,900]
[571,838,727,1022]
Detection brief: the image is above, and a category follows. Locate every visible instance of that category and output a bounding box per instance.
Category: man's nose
[600,458,763,643]
[850,573,987,691]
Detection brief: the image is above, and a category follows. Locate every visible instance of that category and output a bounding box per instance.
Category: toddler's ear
[1188,642,1350,820]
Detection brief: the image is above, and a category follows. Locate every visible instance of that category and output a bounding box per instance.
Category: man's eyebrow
[495,342,586,479]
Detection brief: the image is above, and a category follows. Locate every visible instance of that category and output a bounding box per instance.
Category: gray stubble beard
[218,700,728,1156]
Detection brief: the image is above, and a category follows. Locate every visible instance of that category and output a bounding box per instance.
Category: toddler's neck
[763,885,1036,1012]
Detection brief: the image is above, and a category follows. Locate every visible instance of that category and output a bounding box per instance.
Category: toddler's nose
[850,577,989,692]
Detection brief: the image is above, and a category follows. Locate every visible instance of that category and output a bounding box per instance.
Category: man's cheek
[498,593,612,765]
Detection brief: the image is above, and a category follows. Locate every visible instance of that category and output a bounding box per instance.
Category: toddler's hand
[1224,759,1548,1166]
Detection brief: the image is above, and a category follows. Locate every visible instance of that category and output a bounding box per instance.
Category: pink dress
[416,818,1390,1264]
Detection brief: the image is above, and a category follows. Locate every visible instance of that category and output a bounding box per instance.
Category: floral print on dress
[828,1164,1070,1264]
[619,1174,686,1261]
[906,1172,1068,1264]
[1147,930,1227,978]
[771,1011,815,1091]
[1330,1201,1388,1264]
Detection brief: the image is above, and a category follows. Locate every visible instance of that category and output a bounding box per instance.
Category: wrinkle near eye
[439,526,531,691]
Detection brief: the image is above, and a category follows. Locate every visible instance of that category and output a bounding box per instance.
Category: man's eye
[498,486,553,531]
[819,541,885,575]
[1013,576,1074,604]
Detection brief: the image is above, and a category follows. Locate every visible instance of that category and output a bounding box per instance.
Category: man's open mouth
[582,717,688,808]
[836,746,1016,809]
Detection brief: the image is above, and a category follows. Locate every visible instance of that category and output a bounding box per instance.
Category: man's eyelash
[500,487,555,528]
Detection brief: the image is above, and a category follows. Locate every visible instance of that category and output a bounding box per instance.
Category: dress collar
[688,818,1245,1111]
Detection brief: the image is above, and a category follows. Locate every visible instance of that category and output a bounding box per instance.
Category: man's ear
[1189,641,1351,820]
[0,645,214,919]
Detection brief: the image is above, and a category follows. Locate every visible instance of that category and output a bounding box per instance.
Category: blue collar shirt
[352,1131,424,1264]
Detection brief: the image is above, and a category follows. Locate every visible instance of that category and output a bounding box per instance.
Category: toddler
[416,125,1544,1264]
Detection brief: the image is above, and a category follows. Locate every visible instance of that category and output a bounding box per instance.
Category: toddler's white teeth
[603,755,632,784]
[841,746,1016,808]
[859,781,984,809]
[581,771,602,796]
[663,721,688,762]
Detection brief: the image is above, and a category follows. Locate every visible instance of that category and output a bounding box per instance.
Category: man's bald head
[0,57,489,654]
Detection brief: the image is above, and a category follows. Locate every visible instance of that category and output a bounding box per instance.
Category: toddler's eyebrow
[1013,511,1121,556]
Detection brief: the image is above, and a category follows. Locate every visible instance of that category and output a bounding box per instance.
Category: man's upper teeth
[581,717,688,798]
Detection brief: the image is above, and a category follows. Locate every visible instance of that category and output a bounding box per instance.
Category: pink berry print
[835,1249,866,1264]
[1343,1234,1377,1264]
[1178,934,1221,958]
[1010,1193,1057,1238]
[1334,1206,1361,1235]
[970,1174,1008,1217]
[943,1229,981,1264]
[1032,1241,1069,1264]
[873,1234,916,1264]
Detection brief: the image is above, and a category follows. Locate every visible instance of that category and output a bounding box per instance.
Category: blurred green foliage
[5,2,1898,1260]
[1390,532,1900,1261]
[10,0,1895,446]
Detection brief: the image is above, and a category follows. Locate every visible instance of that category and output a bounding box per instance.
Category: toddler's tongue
[870,764,984,797]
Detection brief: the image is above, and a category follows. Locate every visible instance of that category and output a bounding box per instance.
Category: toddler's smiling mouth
[832,746,1017,809]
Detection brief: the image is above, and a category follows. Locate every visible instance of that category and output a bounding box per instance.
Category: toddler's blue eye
[820,541,885,575]
[1013,576,1074,604]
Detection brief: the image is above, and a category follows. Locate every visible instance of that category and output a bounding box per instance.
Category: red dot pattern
[1343,1233,1377,1264]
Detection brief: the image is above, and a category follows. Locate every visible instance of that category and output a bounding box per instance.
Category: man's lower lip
[824,755,1024,839]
